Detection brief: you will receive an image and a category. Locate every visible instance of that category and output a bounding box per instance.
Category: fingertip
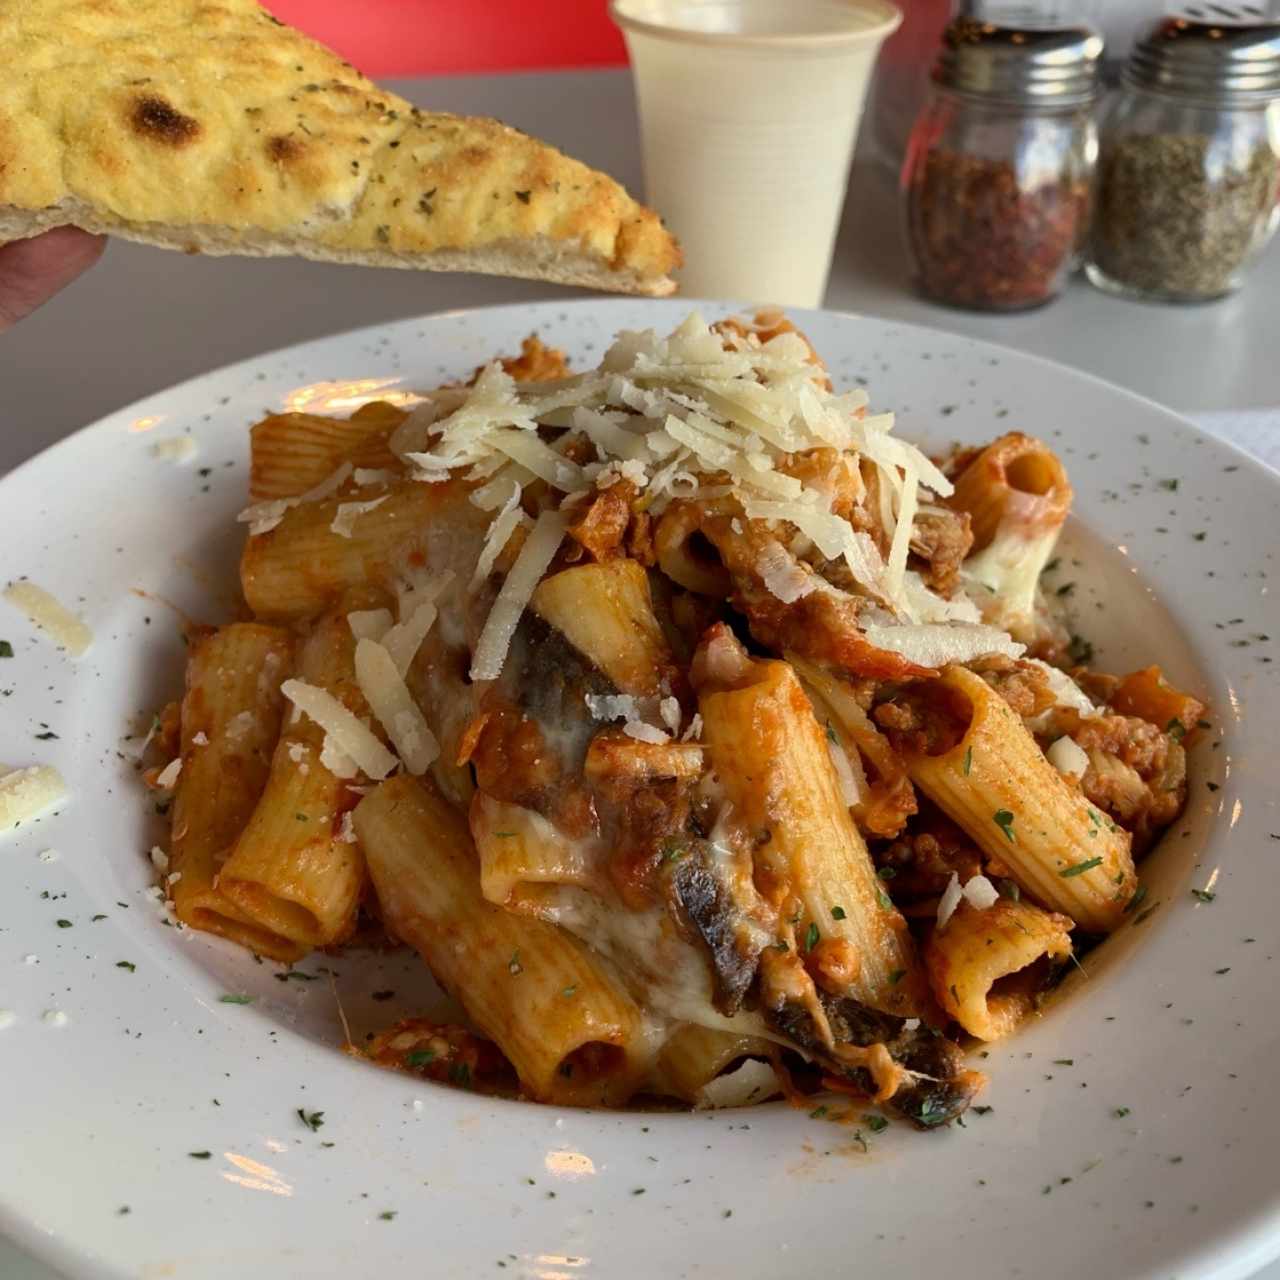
[35,225,108,265]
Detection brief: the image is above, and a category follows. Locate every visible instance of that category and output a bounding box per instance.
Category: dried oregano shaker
[1086,10,1280,303]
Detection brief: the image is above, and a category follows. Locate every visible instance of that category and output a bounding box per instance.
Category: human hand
[0,227,106,332]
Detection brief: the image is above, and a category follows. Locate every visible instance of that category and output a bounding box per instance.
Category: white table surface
[3,66,1278,1280]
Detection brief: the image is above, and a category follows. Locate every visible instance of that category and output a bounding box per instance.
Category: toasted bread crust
[0,0,680,295]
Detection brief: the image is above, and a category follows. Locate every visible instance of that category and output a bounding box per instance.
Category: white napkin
[1189,409,1280,474]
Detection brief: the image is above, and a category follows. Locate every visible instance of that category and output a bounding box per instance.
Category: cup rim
[609,0,903,51]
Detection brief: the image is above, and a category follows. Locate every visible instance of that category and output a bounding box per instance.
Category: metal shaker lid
[1126,10,1280,103]
[933,17,1103,106]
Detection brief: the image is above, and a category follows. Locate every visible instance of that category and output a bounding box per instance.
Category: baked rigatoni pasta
[925,899,1074,1040]
[217,605,376,948]
[241,482,484,622]
[167,623,304,963]
[530,559,676,696]
[355,774,648,1107]
[898,665,1137,932]
[695,635,923,1017]
[951,432,1072,640]
[249,401,406,501]
[147,311,1203,1125]
[654,1024,776,1105]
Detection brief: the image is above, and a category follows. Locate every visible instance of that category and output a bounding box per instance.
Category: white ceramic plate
[3,299,1279,1280]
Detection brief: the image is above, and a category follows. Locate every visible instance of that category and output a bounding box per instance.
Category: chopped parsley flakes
[993,809,1015,842]
[219,993,254,1004]
[830,905,846,920]
[297,1108,325,1131]
[1060,857,1102,878]
[1123,885,1149,915]
[804,922,820,952]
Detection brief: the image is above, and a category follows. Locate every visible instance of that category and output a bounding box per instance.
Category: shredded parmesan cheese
[1030,661,1097,717]
[757,540,816,604]
[0,766,67,833]
[381,601,438,678]
[320,736,359,780]
[395,312,962,628]
[697,1058,781,1109]
[237,462,353,536]
[861,623,1024,670]
[659,696,682,735]
[585,694,640,722]
[937,872,963,929]
[623,721,670,745]
[472,481,527,587]
[347,609,394,642]
[1047,735,1090,778]
[470,509,568,682]
[155,758,182,789]
[281,679,398,780]
[825,736,863,808]
[961,874,1000,910]
[3,582,92,657]
[353,639,439,775]
[150,437,197,464]
[330,496,388,539]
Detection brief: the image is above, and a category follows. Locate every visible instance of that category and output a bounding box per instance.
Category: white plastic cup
[611,0,902,307]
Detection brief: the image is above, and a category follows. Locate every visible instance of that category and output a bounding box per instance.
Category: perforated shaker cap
[1126,9,1280,103]
[933,17,1103,106]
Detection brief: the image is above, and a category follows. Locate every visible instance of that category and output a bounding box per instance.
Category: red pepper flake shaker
[902,18,1102,311]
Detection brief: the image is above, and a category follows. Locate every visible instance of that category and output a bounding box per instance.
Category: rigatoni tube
[249,401,403,500]
[696,646,923,1016]
[951,433,1071,639]
[902,665,1137,932]
[241,479,484,622]
[531,559,675,696]
[168,623,305,963]
[218,609,372,947]
[356,775,649,1107]
[654,1024,774,1104]
[926,898,1073,1040]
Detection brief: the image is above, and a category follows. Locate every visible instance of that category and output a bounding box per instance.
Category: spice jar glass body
[902,88,1095,311]
[1086,87,1280,302]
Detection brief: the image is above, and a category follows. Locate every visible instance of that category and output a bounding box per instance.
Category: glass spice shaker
[1086,14,1280,304]
[901,18,1102,311]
